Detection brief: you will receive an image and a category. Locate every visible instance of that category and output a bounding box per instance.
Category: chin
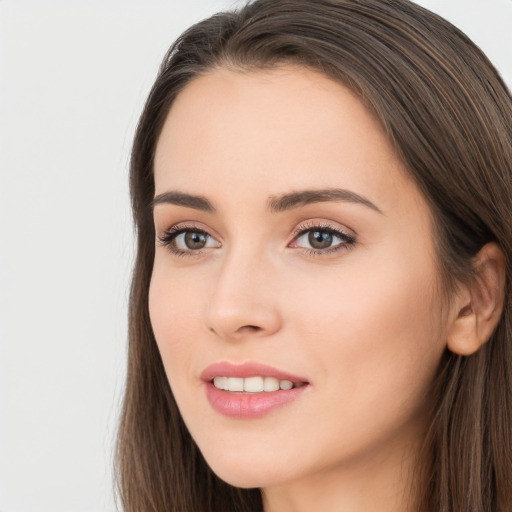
[210,464,280,489]
[200,446,293,489]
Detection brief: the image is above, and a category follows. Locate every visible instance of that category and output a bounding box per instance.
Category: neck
[261,426,424,512]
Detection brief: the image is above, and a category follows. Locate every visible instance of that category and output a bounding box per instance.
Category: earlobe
[446,243,506,356]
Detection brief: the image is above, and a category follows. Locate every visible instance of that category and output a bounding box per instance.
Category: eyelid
[156,219,356,257]
[157,222,222,256]
[157,221,221,240]
[290,219,356,239]
[288,219,357,253]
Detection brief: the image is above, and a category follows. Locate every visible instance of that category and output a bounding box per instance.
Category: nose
[204,248,282,342]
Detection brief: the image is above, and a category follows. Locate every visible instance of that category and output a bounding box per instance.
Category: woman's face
[150,66,450,492]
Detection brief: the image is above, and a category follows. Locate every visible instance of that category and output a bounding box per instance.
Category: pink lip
[200,361,308,383]
[201,361,309,419]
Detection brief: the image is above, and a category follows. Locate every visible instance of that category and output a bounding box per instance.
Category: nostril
[239,325,262,333]
[204,299,281,340]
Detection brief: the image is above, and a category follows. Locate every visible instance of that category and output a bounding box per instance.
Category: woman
[116,0,512,510]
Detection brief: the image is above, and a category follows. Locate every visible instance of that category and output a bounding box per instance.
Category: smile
[213,376,298,392]
[202,362,310,418]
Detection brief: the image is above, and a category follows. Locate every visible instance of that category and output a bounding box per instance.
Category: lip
[200,361,308,383]
[201,361,310,419]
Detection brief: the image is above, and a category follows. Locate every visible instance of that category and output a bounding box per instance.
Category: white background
[0,1,510,511]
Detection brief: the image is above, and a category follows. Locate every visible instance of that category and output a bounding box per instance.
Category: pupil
[309,230,333,249]
[185,231,207,249]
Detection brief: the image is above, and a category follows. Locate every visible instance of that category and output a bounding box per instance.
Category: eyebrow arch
[267,188,383,214]
[152,191,215,213]
[152,188,382,215]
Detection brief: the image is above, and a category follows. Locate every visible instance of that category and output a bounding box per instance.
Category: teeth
[213,376,296,392]
[244,376,264,392]
[227,377,244,392]
[263,377,279,392]
[279,380,293,390]
[213,376,228,390]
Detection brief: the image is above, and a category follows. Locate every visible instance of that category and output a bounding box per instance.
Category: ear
[446,243,506,356]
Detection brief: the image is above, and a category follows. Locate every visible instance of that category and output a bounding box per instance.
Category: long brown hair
[115,1,512,510]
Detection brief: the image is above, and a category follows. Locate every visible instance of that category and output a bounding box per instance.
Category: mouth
[212,375,307,393]
[201,362,310,418]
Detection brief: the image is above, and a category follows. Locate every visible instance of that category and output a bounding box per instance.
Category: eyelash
[291,221,356,256]
[157,222,356,257]
[157,224,214,258]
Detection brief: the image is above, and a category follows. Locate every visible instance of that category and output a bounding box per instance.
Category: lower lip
[204,382,308,418]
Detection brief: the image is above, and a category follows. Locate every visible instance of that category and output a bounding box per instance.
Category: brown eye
[290,224,356,254]
[159,227,221,255]
[308,230,333,249]
[184,231,208,250]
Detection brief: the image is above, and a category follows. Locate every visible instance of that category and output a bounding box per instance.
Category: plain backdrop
[0,1,510,511]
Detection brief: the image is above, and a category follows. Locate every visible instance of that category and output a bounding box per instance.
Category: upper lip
[200,361,309,384]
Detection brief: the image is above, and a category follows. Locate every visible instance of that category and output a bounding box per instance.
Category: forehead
[153,65,424,220]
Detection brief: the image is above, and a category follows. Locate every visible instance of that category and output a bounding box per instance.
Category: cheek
[288,247,446,421]
[146,239,447,486]
[148,262,201,385]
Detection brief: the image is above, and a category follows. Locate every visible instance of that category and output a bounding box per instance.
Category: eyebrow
[267,188,382,214]
[152,188,382,215]
[152,191,215,212]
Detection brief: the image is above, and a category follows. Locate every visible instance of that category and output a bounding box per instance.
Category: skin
[149,66,478,511]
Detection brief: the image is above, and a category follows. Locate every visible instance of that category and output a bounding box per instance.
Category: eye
[158,226,221,255]
[305,230,336,250]
[290,223,356,254]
